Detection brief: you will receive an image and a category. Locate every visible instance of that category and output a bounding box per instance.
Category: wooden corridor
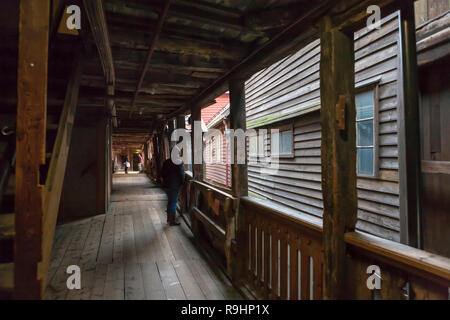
[43,174,242,300]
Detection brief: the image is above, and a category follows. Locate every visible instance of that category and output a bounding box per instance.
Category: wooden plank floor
[44,173,242,300]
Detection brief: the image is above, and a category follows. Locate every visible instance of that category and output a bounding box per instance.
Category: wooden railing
[344,231,450,300]
[179,175,237,276]
[241,197,323,300]
[180,176,450,300]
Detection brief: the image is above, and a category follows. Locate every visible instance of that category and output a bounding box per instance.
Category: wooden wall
[415,0,450,26]
[419,56,450,258]
[204,119,232,188]
[245,12,402,242]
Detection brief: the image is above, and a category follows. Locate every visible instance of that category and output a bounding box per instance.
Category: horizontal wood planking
[246,12,401,241]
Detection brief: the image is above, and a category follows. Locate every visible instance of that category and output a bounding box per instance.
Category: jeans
[165,188,180,221]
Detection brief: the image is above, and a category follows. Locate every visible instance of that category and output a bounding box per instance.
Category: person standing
[161,152,185,226]
[124,156,130,174]
[138,153,143,172]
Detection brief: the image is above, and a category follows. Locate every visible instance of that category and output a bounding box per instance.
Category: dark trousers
[165,187,179,222]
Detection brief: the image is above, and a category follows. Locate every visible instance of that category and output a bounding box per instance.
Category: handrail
[192,179,236,201]
[345,231,450,285]
[241,196,323,233]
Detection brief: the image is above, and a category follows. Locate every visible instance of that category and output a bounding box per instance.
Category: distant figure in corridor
[138,153,144,172]
[161,148,185,226]
[124,156,130,174]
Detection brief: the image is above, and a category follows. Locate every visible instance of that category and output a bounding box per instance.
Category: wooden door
[419,57,450,258]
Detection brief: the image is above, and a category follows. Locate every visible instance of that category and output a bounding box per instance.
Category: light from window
[356,91,375,176]
[271,128,293,156]
[249,135,258,157]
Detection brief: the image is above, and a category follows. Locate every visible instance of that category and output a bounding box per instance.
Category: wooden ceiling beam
[110,48,230,73]
[82,0,118,127]
[81,77,200,96]
[167,0,333,118]
[129,0,171,117]
[104,0,263,41]
[108,27,247,60]
[83,67,210,88]
[83,0,115,86]
[244,2,313,31]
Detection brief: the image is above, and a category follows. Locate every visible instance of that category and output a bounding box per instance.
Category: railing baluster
[313,240,323,299]
[300,236,311,300]
[271,222,279,299]
[290,229,299,300]
[257,215,263,295]
[251,215,257,285]
[279,225,288,299]
[264,219,271,299]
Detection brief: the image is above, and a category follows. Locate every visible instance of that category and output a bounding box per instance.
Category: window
[271,124,294,158]
[249,133,265,158]
[208,135,222,164]
[356,89,378,177]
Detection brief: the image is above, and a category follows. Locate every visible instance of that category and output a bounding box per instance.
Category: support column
[320,17,357,300]
[398,1,422,247]
[229,79,248,282]
[229,80,248,198]
[191,105,203,181]
[96,113,108,214]
[15,0,50,299]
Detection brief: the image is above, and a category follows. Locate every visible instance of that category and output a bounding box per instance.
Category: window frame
[270,123,294,158]
[249,131,266,158]
[355,83,380,179]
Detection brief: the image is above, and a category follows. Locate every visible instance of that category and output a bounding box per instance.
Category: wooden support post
[96,114,108,214]
[319,17,357,300]
[229,80,248,198]
[15,0,50,299]
[229,79,248,282]
[191,105,203,181]
[398,1,422,247]
[176,115,185,130]
[168,118,175,150]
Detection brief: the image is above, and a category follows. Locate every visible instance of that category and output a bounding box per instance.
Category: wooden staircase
[0,108,67,299]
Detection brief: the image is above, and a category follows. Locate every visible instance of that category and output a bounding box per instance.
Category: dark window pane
[356,91,374,120]
[357,120,374,147]
[357,148,374,175]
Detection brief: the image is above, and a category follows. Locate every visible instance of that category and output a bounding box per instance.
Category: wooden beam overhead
[83,0,115,86]
[244,2,312,31]
[108,27,246,60]
[83,64,211,88]
[81,76,200,96]
[104,0,262,41]
[110,48,230,73]
[167,0,333,118]
[129,0,171,117]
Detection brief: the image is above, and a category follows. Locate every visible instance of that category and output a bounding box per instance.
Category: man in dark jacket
[161,155,185,226]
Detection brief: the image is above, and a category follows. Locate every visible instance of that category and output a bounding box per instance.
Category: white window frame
[355,85,379,178]
[271,123,294,158]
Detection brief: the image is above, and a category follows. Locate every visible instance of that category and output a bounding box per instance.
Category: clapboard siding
[246,12,402,242]
[204,121,231,188]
